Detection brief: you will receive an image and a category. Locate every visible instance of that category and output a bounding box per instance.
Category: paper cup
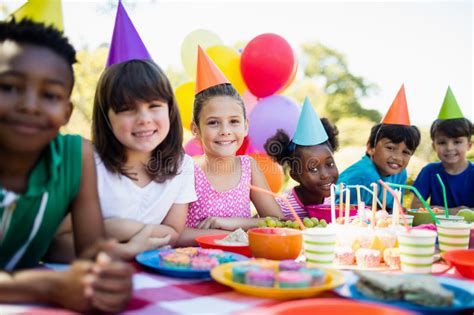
[437,222,471,252]
[436,215,465,224]
[397,229,437,274]
[303,227,336,266]
[390,214,414,227]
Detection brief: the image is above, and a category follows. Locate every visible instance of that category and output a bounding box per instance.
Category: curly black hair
[0,18,76,77]
[264,117,339,167]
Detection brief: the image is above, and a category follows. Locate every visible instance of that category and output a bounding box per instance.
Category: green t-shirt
[0,134,82,270]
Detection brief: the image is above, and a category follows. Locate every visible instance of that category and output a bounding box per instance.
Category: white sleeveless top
[95,153,197,224]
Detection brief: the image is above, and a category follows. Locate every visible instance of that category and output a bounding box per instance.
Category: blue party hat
[291,97,328,146]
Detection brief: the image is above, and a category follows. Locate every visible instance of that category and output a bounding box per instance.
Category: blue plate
[335,272,474,315]
[136,248,248,279]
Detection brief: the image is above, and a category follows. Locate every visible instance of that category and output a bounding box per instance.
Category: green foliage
[335,117,374,147]
[300,42,381,123]
[63,47,108,138]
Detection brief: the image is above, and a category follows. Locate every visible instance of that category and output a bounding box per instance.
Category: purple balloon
[248,95,301,153]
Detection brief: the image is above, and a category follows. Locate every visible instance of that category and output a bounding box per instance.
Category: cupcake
[299,268,326,286]
[232,264,258,284]
[175,247,199,256]
[279,260,305,271]
[357,234,375,249]
[355,248,381,268]
[277,271,312,288]
[161,253,190,268]
[334,247,355,265]
[191,256,219,270]
[245,269,275,287]
[383,248,401,269]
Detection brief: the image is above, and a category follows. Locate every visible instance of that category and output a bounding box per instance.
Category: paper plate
[196,234,251,257]
[210,260,345,299]
[238,298,414,315]
[335,272,474,314]
[136,248,248,279]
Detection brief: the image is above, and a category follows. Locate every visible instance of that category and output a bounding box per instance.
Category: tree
[300,42,381,123]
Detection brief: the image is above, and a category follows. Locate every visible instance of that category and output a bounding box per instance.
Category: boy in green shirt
[0,19,132,312]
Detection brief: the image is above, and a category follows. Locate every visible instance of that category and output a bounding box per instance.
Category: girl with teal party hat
[265,97,340,220]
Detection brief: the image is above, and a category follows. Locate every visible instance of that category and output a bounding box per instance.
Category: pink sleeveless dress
[185,156,252,228]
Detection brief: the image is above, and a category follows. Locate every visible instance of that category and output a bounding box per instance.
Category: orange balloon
[250,153,284,193]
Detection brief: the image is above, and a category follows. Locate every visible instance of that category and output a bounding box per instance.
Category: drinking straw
[382,187,387,211]
[370,183,377,228]
[248,184,305,230]
[378,180,410,233]
[392,189,401,226]
[435,173,449,218]
[339,183,344,219]
[383,181,440,225]
[330,184,336,224]
[344,189,351,225]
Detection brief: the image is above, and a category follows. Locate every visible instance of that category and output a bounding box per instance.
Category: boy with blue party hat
[265,97,340,220]
[412,86,473,212]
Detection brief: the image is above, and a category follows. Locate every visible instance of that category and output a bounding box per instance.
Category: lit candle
[382,188,387,211]
[339,183,344,219]
[345,188,351,225]
[356,185,361,206]
[370,183,378,228]
[393,189,401,226]
[330,184,336,224]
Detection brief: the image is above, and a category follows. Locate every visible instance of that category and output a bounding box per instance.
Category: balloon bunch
[178,30,300,192]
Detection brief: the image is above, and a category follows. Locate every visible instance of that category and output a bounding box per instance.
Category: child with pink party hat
[412,86,473,212]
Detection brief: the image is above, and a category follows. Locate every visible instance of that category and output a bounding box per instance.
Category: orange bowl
[248,228,302,260]
[442,249,474,279]
[238,298,413,315]
[195,234,251,257]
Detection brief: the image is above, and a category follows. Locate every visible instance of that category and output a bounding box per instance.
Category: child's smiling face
[432,132,471,166]
[367,138,414,177]
[192,95,248,158]
[292,145,339,198]
[0,41,73,154]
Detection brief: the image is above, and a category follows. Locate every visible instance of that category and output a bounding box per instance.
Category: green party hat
[438,86,464,120]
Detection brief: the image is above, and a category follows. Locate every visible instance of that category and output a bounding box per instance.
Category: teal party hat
[291,96,328,146]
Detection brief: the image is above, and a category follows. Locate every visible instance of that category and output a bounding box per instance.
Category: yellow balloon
[206,45,247,95]
[181,29,222,79]
[175,82,196,130]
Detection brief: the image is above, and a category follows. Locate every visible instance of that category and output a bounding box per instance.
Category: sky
[4,0,473,126]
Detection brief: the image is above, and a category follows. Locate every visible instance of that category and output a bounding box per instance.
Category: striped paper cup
[397,229,437,274]
[437,222,471,252]
[303,227,336,266]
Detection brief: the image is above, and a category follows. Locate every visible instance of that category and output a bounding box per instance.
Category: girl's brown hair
[92,59,183,182]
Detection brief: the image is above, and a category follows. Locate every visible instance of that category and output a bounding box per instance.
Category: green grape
[319,219,327,227]
[310,217,319,225]
[258,219,267,228]
[275,220,284,228]
[267,219,277,227]
[285,220,294,228]
[303,219,315,228]
[265,216,274,224]
[291,221,301,229]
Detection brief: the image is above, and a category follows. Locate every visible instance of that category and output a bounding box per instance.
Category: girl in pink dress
[177,48,283,246]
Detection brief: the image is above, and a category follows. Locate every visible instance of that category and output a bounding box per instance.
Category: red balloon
[241,34,295,98]
[237,136,250,155]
